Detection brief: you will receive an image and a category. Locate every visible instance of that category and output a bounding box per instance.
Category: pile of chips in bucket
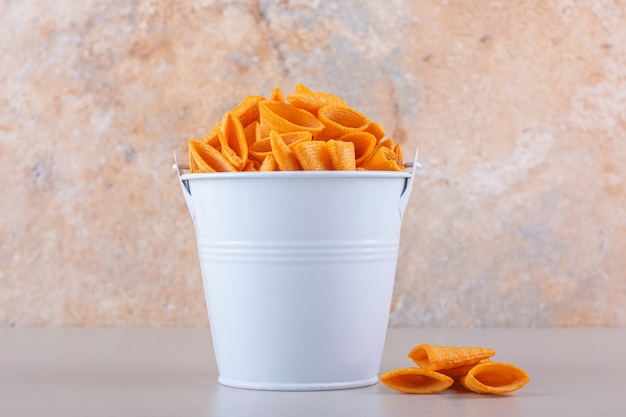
[188,84,405,173]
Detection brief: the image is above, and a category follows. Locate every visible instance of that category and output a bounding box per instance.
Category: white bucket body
[177,163,416,391]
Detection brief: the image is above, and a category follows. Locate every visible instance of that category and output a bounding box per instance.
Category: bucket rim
[179,170,412,181]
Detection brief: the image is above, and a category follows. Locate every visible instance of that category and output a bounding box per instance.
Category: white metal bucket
[174,151,418,391]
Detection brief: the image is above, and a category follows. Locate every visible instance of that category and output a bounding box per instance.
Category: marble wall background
[1,0,625,327]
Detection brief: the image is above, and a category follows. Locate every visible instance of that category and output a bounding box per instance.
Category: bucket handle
[172,151,196,223]
[399,148,421,219]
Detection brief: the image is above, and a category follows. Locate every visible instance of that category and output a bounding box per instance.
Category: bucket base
[217,376,379,391]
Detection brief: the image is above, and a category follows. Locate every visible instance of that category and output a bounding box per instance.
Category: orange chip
[358,146,403,171]
[380,368,454,394]
[259,101,325,137]
[188,139,201,172]
[188,139,237,173]
[203,130,221,149]
[336,131,377,164]
[408,344,496,372]
[460,362,530,394]
[294,83,313,94]
[365,120,386,140]
[218,112,249,170]
[249,139,272,161]
[203,95,264,146]
[270,130,302,171]
[393,143,404,168]
[327,139,356,170]
[231,95,265,127]
[260,153,278,171]
[269,87,285,103]
[315,105,370,141]
[293,141,332,171]
[286,84,349,114]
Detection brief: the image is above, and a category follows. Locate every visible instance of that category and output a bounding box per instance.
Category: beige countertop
[1,327,624,416]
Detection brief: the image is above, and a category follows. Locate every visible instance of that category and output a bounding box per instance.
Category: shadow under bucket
[174,151,419,391]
